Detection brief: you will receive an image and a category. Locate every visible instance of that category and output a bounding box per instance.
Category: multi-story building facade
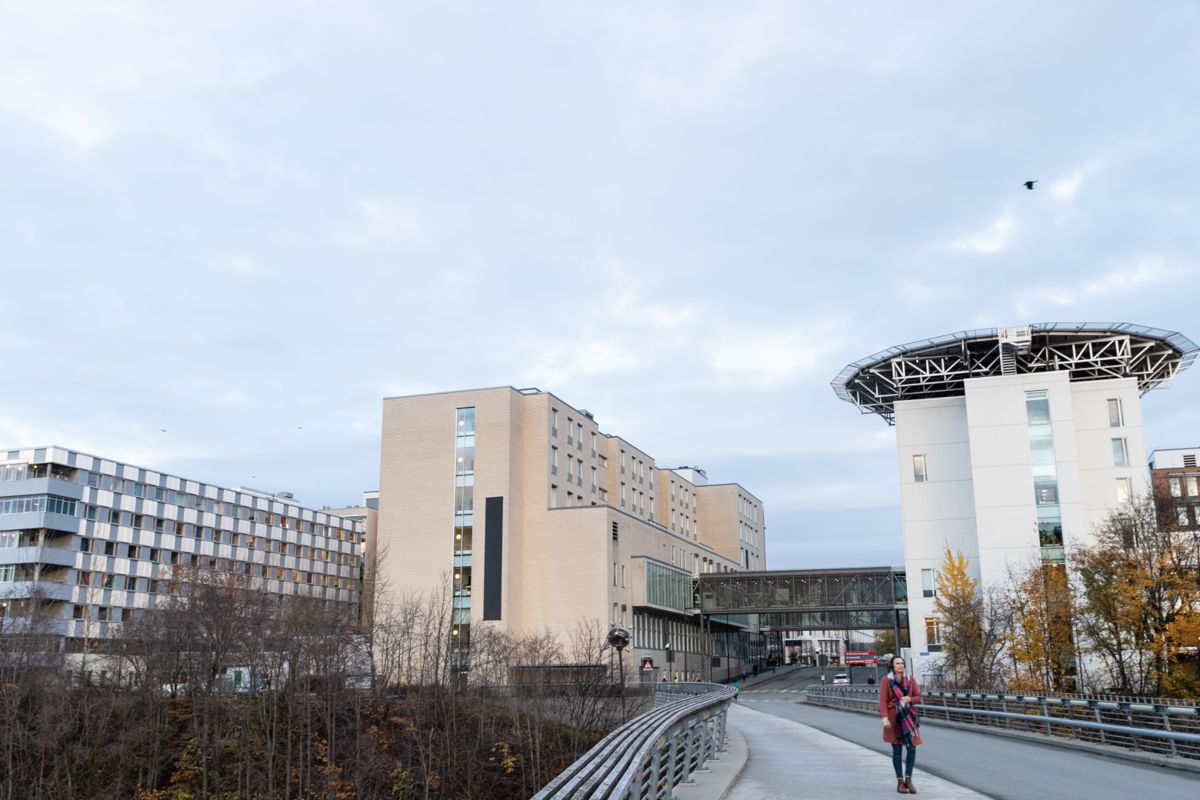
[324,491,379,630]
[1150,447,1200,533]
[0,446,367,651]
[377,387,766,679]
[833,323,1197,661]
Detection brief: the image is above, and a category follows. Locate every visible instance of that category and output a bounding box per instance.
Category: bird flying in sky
[1024,180,1037,190]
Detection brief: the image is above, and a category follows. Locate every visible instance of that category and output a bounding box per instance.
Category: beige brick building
[377,387,766,679]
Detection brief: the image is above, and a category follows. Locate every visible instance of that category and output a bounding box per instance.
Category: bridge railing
[532,682,736,799]
[804,685,1200,760]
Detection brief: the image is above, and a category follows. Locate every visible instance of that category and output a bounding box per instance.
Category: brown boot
[905,777,917,794]
[897,778,909,793]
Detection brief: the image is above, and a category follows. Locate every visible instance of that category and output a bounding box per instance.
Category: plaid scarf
[890,674,919,746]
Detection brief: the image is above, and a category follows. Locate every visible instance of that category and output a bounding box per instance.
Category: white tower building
[833,323,1197,657]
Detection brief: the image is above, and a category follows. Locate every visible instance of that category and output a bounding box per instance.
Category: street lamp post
[607,625,631,719]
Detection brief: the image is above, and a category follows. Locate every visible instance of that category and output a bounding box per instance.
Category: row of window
[83,500,357,540]
[0,499,359,550]
[911,397,1134,485]
[645,560,693,610]
[668,479,695,512]
[67,582,354,624]
[0,531,359,578]
[76,537,357,567]
[1,461,353,534]
[77,564,357,589]
[87,474,350,534]
[737,494,760,523]
[81,505,360,546]
[1174,504,1200,529]
[550,408,588,452]
[620,448,652,486]
[0,495,77,516]
[453,407,476,652]
[631,611,751,659]
[1167,474,1200,498]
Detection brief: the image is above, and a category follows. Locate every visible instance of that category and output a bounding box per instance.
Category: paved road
[738,670,1200,800]
[725,704,987,799]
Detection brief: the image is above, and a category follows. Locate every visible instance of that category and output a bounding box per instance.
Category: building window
[1170,477,1182,498]
[924,617,942,650]
[912,454,927,483]
[550,408,558,437]
[1177,507,1189,527]
[1107,398,1123,427]
[1187,476,1199,497]
[1116,477,1132,504]
[921,568,936,598]
[612,521,619,541]
[550,446,558,475]
[1026,391,1063,550]
[1112,438,1128,468]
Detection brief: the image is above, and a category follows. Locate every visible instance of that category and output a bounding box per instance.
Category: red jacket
[879,674,922,745]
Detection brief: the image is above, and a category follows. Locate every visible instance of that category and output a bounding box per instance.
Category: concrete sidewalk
[685,703,988,800]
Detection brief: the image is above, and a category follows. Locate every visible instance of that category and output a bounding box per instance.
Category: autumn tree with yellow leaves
[932,548,1010,691]
[1004,559,1076,693]
[1072,494,1200,698]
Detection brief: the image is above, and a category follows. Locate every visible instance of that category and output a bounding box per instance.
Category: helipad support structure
[832,323,1198,662]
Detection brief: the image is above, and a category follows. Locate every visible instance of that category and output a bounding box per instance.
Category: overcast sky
[3,2,1199,569]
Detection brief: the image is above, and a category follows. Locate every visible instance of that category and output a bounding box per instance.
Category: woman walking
[880,655,921,793]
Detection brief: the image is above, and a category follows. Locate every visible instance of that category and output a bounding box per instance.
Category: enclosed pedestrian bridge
[697,566,908,633]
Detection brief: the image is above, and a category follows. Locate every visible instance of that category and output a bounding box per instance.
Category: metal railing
[805,686,1200,760]
[533,682,736,799]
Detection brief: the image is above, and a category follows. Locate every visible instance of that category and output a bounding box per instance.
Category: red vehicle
[844,651,878,667]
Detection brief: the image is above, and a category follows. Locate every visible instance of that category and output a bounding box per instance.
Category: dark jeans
[891,742,916,778]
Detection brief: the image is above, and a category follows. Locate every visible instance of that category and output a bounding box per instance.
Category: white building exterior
[896,372,1149,652]
[834,323,1198,657]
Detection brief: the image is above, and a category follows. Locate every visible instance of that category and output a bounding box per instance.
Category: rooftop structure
[833,322,1198,424]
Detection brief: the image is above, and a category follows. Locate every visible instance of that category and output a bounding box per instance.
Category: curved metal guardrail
[805,686,1200,760]
[532,682,736,799]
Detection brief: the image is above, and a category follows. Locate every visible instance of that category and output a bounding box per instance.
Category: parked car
[832,673,850,685]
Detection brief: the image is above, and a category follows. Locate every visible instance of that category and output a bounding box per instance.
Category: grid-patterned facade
[0,446,365,648]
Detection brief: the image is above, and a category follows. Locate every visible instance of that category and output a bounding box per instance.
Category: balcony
[1040,545,1066,563]
[1,546,80,569]
[1,580,76,602]
[0,477,83,500]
